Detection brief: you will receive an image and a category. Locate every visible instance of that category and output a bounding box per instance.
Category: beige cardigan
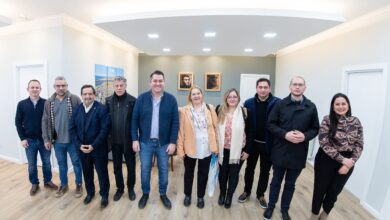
[177,104,219,158]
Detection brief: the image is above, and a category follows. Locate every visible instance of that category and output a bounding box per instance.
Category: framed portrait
[205,72,221,91]
[178,72,193,90]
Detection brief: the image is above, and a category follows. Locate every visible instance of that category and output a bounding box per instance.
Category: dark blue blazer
[69,101,110,156]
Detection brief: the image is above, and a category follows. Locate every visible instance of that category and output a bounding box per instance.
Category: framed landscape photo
[205,72,221,91]
[178,72,193,90]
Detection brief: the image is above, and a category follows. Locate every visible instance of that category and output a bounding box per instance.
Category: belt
[149,138,159,141]
[254,139,266,144]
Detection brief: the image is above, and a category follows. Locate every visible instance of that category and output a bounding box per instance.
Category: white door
[240,74,270,105]
[16,62,48,164]
[342,64,386,207]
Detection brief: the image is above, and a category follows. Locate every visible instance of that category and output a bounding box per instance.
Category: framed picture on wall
[205,72,221,91]
[178,72,193,90]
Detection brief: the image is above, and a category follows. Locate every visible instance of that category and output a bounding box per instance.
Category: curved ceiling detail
[95,9,344,56]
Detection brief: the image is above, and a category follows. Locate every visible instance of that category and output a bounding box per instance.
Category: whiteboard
[239,73,270,105]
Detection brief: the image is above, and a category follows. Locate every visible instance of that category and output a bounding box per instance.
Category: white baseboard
[0,154,23,164]
[361,200,381,219]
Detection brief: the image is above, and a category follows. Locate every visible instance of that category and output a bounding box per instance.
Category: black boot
[224,192,232,209]
[218,191,226,206]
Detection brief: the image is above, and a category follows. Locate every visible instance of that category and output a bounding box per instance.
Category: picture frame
[178,72,193,90]
[205,72,221,91]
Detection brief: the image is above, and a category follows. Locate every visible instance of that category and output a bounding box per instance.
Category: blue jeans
[25,138,52,185]
[54,143,83,186]
[139,139,169,195]
[268,165,302,211]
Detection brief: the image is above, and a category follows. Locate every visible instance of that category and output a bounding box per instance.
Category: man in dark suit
[69,84,110,209]
[105,76,137,202]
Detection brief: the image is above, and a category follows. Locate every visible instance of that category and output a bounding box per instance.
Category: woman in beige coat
[177,86,218,209]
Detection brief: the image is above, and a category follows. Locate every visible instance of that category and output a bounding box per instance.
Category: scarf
[50,96,73,140]
[217,106,245,164]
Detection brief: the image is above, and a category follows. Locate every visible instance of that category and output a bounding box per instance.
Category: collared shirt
[83,103,93,113]
[150,94,163,139]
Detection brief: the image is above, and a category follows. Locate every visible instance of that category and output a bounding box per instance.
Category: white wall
[0,15,138,163]
[275,7,390,219]
[0,26,63,162]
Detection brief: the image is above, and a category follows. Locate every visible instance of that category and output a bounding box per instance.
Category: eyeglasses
[55,84,68,88]
[291,83,304,87]
[227,96,238,99]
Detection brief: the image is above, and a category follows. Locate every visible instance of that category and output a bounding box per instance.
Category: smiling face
[333,97,349,117]
[190,87,203,105]
[27,80,41,99]
[226,90,239,108]
[81,87,95,107]
[150,74,165,94]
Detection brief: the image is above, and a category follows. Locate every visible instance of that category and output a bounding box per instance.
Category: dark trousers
[184,155,212,198]
[219,149,244,196]
[312,148,354,214]
[112,143,136,191]
[242,142,272,198]
[80,153,110,199]
[268,164,302,211]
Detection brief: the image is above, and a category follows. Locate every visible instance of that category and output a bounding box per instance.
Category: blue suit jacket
[69,101,110,156]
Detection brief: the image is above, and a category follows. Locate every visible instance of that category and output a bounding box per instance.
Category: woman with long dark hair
[310,93,364,220]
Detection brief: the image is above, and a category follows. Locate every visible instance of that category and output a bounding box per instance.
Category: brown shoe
[30,184,39,196]
[55,185,69,198]
[44,181,59,190]
[75,184,83,198]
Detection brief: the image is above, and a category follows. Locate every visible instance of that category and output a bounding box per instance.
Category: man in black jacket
[106,76,137,202]
[263,76,319,220]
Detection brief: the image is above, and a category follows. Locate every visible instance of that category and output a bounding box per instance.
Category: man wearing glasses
[42,76,83,198]
[263,76,319,220]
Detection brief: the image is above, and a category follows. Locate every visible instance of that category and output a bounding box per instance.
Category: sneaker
[75,184,83,198]
[257,196,268,209]
[281,210,291,220]
[30,184,39,196]
[263,208,274,220]
[55,185,69,198]
[44,181,59,190]
[238,192,249,203]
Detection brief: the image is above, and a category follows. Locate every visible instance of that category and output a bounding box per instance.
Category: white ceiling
[1,0,389,56]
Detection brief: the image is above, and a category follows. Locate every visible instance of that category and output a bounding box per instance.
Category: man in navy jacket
[132,70,179,210]
[69,85,110,209]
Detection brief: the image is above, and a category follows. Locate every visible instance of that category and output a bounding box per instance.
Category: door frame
[13,60,48,164]
[342,63,387,218]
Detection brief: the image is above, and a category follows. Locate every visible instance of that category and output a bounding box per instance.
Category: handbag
[207,154,219,197]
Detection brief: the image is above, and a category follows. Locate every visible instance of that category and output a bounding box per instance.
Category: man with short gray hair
[42,76,83,198]
[106,76,137,202]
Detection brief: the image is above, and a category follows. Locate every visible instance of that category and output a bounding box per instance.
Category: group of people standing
[15,71,363,220]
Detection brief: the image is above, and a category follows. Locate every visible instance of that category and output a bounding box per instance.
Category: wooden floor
[0,158,375,220]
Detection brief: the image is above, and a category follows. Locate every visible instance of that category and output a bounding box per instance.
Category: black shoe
[238,192,249,203]
[160,195,172,210]
[128,189,136,201]
[138,194,149,209]
[224,193,232,209]
[281,210,291,220]
[197,198,204,209]
[83,194,94,205]
[263,208,274,220]
[100,198,109,209]
[183,196,191,207]
[218,192,226,206]
[113,189,124,201]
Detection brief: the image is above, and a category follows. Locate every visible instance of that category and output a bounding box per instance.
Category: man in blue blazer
[69,85,110,209]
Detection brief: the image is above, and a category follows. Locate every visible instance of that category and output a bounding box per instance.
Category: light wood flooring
[0,158,376,220]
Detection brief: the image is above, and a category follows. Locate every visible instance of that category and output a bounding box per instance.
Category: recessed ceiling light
[202,48,211,52]
[162,48,171,52]
[147,33,159,39]
[264,32,277,38]
[204,32,216,37]
[244,48,254,52]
